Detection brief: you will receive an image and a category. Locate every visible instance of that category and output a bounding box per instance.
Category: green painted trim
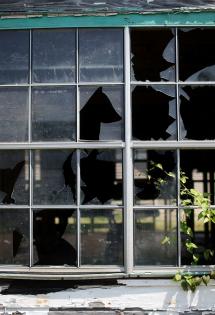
[0,11,215,29]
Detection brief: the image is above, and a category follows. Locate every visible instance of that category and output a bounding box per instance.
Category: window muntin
[0,27,214,273]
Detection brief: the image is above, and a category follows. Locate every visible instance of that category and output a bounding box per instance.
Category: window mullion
[124,27,133,274]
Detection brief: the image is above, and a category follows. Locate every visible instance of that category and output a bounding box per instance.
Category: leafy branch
[151,162,215,291]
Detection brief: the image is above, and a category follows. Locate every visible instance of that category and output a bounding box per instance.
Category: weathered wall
[0,280,215,314]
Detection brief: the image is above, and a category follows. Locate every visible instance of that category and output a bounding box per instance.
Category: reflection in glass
[181,209,215,265]
[131,29,175,82]
[33,209,76,266]
[0,87,28,142]
[132,85,176,140]
[32,87,76,141]
[134,209,177,265]
[80,149,123,205]
[33,150,76,205]
[32,29,76,83]
[180,150,215,205]
[0,151,29,205]
[0,31,29,84]
[180,86,215,140]
[134,150,177,205]
[79,29,123,82]
[80,86,123,140]
[179,29,215,81]
[81,209,123,265]
[0,209,29,265]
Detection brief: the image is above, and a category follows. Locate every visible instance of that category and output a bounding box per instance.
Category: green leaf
[181,279,189,291]
[161,236,170,245]
[174,273,182,281]
[193,254,199,263]
[202,275,210,286]
[185,241,198,253]
[204,249,214,261]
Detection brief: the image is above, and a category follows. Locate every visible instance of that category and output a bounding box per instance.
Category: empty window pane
[179,29,215,81]
[0,151,29,205]
[0,31,29,84]
[132,85,176,140]
[180,86,215,140]
[33,150,76,205]
[180,150,215,205]
[131,29,175,82]
[81,209,123,265]
[33,209,77,266]
[181,209,215,265]
[32,87,76,141]
[134,150,177,206]
[0,87,28,142]
[0,209,29,265]
[79,29,123,82]
[32,29,76,83]
[80,86,123,141]
[80,149,123,205]
[134,209,177,265]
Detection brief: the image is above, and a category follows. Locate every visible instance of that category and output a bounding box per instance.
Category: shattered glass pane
[81,209,123,265]
[0,209,29,265]
[79,29,123,82]
[80,86,123,141]
[132,85,177,140]
[80,149,123,205]
[33,150,76,205]
[180,86,215,140]
[131,28,175,82]
[134,209,177,266]
[0,87,29,142]
[179,29,215,81]
[0,151,29,205]
[134,150,177,206]
[32,29,76,83]
[0,31,29,84]
[33,209,77,266]
[32,87,76,141]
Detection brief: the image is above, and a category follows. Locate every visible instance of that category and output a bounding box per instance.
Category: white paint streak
[0,280,215,313]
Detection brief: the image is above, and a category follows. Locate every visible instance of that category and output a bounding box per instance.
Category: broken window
[180,86,215,140]
[80,86,123,141]
[132,85,177,140]
[134,150,177,205]
[131,29,175,82]
[0,26,215,274]
[179,28,215,81]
